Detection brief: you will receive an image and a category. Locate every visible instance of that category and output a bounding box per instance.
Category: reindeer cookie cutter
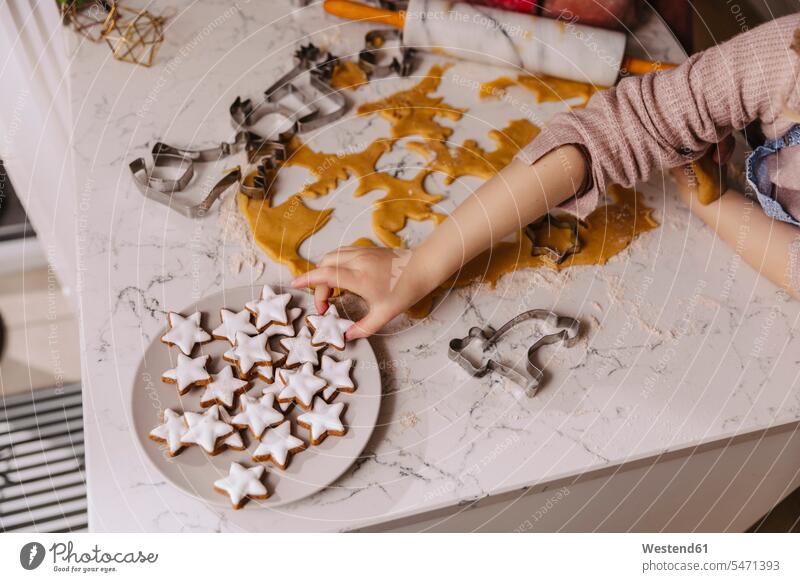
[230,43,349,139]
[524,213,583,265]
[448,309,581,397]
[129,131,287,216]
[358,29,415,78]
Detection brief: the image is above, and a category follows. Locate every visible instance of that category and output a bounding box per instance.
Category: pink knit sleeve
[515,13,800,219]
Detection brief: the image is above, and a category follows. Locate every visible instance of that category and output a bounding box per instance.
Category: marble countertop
[69,1,800,532]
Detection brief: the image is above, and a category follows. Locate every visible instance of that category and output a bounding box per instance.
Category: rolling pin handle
[323,0,405,29]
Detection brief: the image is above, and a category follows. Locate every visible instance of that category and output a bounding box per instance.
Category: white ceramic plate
[130,286,382,509]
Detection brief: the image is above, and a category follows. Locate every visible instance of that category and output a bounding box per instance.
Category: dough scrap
[354,169,446,248]
[330,60,369,90]
[357,64,465,140]
[285,136,393,198]
[480,74,597,108]
[237,193,332,276]
[407,118,540,184]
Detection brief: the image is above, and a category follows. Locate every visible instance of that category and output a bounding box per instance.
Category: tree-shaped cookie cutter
[448,309,581,397]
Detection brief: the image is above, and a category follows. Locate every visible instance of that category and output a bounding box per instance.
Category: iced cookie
[180,405,234,454]
[245,285,292,331]
[255,362,275,384]
[223,331,273,378]
[297,399,346,445]
[213,462,269,509]
[161,353,211,395]
[231,394,284,438]
[318,355,355,401]
[161,311,211,355]
[218,430,246,452]
[306,304,354,350]
[277,362,326,410]
[263,306,302,338]
[148,408,188,457]
[279,326,322,368]
[261,380,293,412]
[252,420,306,470]
[212,308,257,344]
[200,366,249,410]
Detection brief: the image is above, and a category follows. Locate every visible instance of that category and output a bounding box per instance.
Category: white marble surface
[67,1,800,532]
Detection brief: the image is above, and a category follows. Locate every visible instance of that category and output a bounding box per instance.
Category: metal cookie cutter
[130,154,241,218]
[231,43,349,138]
[524,214,583,265]
[239,156,280,200]
[358,29,415,78]
[448,309,581,397]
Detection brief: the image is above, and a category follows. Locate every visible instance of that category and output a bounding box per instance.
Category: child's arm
[673,166,800,300]
[291,146,587,338]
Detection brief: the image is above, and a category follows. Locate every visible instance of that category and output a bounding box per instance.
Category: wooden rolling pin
[325,0,675,86]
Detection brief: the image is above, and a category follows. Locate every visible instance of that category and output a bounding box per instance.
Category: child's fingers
[291,266,357,292]
[314,284,331,314]
[319,248,360,267]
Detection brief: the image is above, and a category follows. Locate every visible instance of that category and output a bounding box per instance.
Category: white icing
[161,312,211,355]
[213,462,268,507]
[212,308,257,344]
[231,394,284,438]
[200,366,249,409]
[277,362,326,410]
[263,306,302,338]
[252,420,305,469]
[161,353,210,394]
[149,408,188,455]
[222,430,245,451]
[306,304,354,350]
[264,307,301,337]
[261,380,293,412]
[180,405,234,453]
[318,355,355,401]
[279,326,322,367]
[297,399,346,444]
[223,331,272,377]
[256,362,274,384]
[245,285,292,330]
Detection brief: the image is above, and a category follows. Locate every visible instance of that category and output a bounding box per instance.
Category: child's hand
[291,246,435,340]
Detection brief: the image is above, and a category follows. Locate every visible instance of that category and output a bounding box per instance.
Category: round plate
[131,285,382,509]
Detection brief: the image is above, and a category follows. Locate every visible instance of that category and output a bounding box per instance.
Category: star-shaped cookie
[231,394,284,438]
[148,408,188,456]
[306,304,354,350]
[318,355,355,401]
[245,285,292,331]
[252,420,306,470]
[200,366,249,409]
[212,308,257,344]
[161,353,211,395]
[297,399,346,445]
[213,462,269,509]
[277,362,327,410]
[180,405,234,454]
[279,326,322,367]
[161,312,211,355]
[223,331,273,378]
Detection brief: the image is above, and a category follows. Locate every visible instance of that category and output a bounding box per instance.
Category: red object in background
[463,0,641,30]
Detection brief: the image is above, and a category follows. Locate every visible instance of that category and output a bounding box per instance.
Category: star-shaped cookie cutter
[448,309,581,397]
[524,213,583,265]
